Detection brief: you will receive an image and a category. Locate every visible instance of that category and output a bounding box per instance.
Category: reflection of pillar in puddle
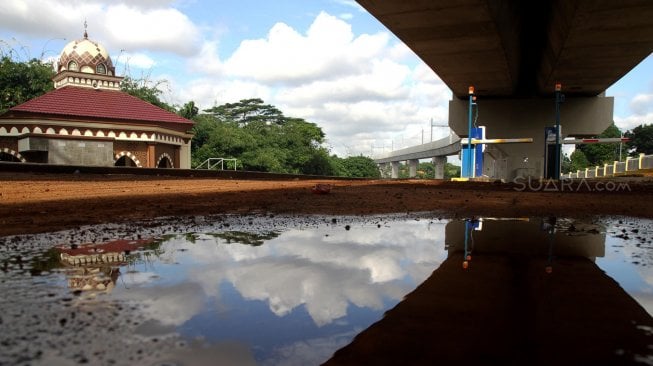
[463,219,477,269]
[541,216,557,274]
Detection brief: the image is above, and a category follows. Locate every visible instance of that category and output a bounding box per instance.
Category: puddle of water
[1,214,652,365]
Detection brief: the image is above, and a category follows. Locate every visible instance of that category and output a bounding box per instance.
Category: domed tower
[52,29,123,91]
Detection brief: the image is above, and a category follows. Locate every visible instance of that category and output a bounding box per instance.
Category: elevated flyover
[359,0,653,180]
[375,133,460,178]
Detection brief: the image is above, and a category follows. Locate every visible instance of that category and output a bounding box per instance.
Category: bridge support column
[433,156,446,179]
[391,161,400,179]
[408,159,418,178]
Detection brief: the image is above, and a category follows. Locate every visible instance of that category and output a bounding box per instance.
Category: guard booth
[544,126,562,179]
[461,126,485,178]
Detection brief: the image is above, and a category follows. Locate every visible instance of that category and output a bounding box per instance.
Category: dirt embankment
[1,172,652,237]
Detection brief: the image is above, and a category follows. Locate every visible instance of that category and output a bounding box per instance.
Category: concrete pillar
[179,140,191,169]
[433,156,447,179]
[408,159,418,178]
[391,161,400,178]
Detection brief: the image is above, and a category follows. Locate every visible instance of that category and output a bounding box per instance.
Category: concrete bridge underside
[360,0,653,180]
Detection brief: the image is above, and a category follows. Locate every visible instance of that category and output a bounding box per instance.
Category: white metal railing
[564,153,652,178]
[195,158,237,171]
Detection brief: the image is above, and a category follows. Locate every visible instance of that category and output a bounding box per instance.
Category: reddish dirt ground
[1,171,652,237]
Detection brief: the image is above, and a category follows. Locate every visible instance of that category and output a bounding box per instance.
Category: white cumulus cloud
[615,93,653,132]
[0,0,201,56]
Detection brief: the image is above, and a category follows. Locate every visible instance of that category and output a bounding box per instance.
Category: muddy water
[1,214,652,365]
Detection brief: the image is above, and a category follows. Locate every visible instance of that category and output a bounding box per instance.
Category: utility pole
[554,83,563,180]
[466,86,475,178]
[619,131,624,161]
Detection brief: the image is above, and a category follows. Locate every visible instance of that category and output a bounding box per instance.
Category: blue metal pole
[467,86,474,178]
[554,83,561,180]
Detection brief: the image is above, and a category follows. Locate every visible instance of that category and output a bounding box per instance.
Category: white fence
[564,153,653,179]
[195,158,238,170]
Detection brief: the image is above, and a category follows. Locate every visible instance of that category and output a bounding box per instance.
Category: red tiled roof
[9,86,193,126]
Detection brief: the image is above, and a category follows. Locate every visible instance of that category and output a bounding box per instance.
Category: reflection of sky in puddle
[599,220,653,315]
[114,220,448,364]
[1,215,652,365]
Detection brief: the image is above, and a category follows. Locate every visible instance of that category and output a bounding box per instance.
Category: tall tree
[204,98,286,126]
[192,99,335,175]
[179,101,198,120]
[337,156,380,178]
[0,56,55,113]
[568,149,590,172]
[626,124,653,155]
[577,123,622,165]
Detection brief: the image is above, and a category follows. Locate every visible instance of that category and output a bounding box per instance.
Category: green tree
[444,163,461,179]
[179,100,198,120]
[0,56,55,113]
[577,123,622,165]
[337,156,380,178]
[192,99,335,175]
[626,124,653,156]
[204,98,286,126]
[566,149,590,172]
[120,76,175,112]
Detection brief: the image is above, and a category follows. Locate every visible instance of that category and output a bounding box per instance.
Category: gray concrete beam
[357,0,653,98]
[375,133,460,164]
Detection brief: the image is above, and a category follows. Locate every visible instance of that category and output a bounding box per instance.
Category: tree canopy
[204,98,286,126]
[626,124,653,156]
[577,123,623,166]
[0,56,55,113]
[192,99,385,177]
[193,99,334,175]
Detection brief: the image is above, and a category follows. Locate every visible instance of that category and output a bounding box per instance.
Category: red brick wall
[113,141,148,166]
[0,137,18,151]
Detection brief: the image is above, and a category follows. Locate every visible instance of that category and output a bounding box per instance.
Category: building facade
[0,31,194,168]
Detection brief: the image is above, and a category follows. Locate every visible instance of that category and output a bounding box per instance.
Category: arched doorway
[0,152,21,162]
[0,148,26,162]
[115,155,137,167]
[156,153,173,168]
[114,151,141,167]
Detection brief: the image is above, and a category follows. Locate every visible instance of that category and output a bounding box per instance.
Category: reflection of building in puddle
[54,238,159,293]
[66,266,119,292]
[446,217,606,272]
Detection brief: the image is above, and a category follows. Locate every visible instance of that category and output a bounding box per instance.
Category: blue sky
[0,0,651,157]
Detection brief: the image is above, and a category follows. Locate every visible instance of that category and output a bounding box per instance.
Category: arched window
[68,61,78,71]
[96,63,106,74]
